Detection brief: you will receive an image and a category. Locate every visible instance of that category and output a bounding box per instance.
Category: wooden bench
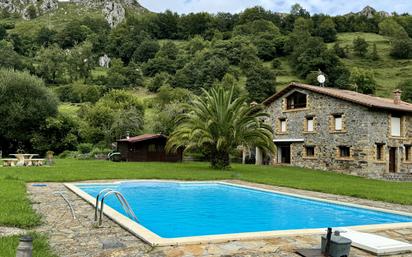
[2,159,18,167]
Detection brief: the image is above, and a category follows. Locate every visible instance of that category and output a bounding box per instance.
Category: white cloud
[139,0,412,15]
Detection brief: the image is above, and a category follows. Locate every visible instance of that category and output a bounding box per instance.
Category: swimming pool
[66,181,412,245]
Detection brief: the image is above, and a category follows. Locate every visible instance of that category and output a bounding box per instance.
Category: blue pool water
[77,182,412,238]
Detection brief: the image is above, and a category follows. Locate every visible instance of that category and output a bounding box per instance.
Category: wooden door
[389,147,396,173]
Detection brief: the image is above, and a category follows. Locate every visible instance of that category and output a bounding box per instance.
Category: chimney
[126,131,130,139]
[393,89,402,104]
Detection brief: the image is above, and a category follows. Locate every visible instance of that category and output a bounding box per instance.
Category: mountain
[0,0,148,27]
[345,5,390,18]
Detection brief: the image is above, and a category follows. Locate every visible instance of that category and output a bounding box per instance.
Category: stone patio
[26,180,412,257]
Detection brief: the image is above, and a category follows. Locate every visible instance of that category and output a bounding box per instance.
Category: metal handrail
[95,189,138,226]
[95,188,115,221]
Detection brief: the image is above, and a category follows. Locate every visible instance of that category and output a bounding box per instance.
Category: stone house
[262,83,412,179]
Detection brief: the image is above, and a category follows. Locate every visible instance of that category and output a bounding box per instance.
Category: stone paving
[25,180,412,257]
[0,226,27,237]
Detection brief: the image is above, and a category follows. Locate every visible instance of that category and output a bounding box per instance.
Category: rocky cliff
[0,0,147,27]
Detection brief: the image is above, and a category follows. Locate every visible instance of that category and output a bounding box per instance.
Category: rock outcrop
[0,0,59,20]
[345,6,390,18]
[103,1,126,28]
[0,0,147,26]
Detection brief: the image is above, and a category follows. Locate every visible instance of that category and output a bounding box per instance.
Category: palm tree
[166,86,275,169]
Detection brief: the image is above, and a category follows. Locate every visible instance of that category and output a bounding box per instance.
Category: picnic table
[5,154,45,167]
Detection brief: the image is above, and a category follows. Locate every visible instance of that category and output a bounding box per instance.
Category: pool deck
[27,180,412,257]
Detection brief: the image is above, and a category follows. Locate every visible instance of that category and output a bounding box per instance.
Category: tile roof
[263,83,412,113]
[117,134,166,143]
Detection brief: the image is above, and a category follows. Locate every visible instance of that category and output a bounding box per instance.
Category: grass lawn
[0,233,56,257]
[0,159,411,230]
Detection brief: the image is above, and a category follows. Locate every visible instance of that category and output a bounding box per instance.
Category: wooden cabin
[116,134,183,162]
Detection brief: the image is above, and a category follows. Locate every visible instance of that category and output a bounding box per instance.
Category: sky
[138,0,412,15]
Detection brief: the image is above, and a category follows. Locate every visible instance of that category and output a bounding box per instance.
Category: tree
[147,72,172,92]
[390,38,412,59]
[290,3,310,17]
[290,36,349,88]
[57,20,91,48]
[378,19,408,38]
[26,5,37,19]
[179,12,212,38]
[106,59,144,88]
[35,45,67,84]
[0,25,7,40]
[0,69,58,153]
[397,80,412,103]
[66,41,94,81]
[152,10,180,39]
[132,39,160,62]
[350,68,377,94]
[245,63,276,102]
[166,86,275,169]
[36,26,57,46]
[0,41,25,70]
[333,42,347,58]
[353,37,369,57]
[31,113,80,154]
[80,90,145,144]
[369,43,379,60]
[315,17,337,43]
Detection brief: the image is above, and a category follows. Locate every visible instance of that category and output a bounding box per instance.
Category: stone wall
[265,88,412,178]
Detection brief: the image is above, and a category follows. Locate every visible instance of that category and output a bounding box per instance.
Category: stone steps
[383,173,412,182]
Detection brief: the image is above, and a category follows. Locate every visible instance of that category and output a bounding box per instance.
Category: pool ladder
[95,188,139,226]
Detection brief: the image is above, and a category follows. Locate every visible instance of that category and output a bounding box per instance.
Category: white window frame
[307,118,314,132]
[280,119,287,133]
[391,116,401,137]
[334,116,342,131]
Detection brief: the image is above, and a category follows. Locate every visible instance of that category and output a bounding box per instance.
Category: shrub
[77,143,93,154]
[353,37,369,57]
[390,39,412,59]
[271,59,281,69]
[58,150,77,159]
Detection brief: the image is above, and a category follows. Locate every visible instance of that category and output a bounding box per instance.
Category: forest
[1,3,412,156]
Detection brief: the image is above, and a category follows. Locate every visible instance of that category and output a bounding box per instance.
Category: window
[376,143,384,161]
[391,116,401,137]
[406,145,411,161]
[286,92,307,110]
[305,146,315,157]
[339,146,350,158]
[148,144,156,152]
[306,117,314,132]
[334,115,342,131]
[280,118,287,133]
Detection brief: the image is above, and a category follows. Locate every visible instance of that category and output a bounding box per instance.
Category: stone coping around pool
[64,180,412,247]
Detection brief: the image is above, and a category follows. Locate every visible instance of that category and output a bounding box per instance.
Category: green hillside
[333,32,412,96]
[2,2,412,155]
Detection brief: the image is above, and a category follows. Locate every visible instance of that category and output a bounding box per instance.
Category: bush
[353,37,369,57]
[77,143,93,154]
[397,79,412,103]
[271,59,281,69]
[54,83,103,103]
[390,39,412,59]
[90,147,112,159]
[58,150,78,159]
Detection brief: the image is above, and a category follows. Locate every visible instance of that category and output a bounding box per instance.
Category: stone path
[0,226,27,237]
[26,181,412,257]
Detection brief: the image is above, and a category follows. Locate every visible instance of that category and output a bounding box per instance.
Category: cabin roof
[117,134,166,143]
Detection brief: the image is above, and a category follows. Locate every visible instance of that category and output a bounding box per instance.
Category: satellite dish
[317,74,326,84]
